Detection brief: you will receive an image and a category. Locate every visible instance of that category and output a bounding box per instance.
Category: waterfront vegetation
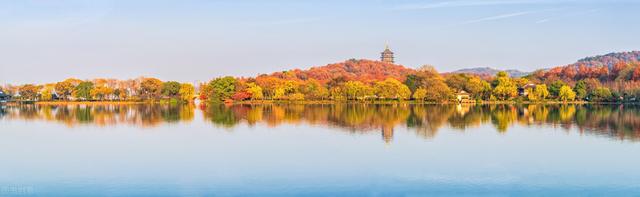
[3,56,640,104]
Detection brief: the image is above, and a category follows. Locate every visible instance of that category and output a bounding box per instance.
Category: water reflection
[2,104,640,142]
[0,104,194,127]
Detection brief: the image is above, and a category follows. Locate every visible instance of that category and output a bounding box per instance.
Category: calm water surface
[1,104,640,196]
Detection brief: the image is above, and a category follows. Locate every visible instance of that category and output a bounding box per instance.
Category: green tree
[74,81,94,100]
[558,85,576,101]
[549,80,567,98]
[162,81,181,98]
[574,80,588,100]
[208,76,237,102]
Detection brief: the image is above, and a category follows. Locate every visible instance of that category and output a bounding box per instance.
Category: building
[0,90,10,102]
[518,84,537,96]
[455,90,472,103]
[380,45,395,63]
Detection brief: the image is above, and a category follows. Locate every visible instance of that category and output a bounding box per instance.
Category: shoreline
[1,100,629,106]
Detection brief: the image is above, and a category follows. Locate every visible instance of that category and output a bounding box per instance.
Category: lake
[1,103,640,196]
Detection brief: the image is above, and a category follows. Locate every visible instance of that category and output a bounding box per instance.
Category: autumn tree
[374,78,411,100]
[410,65,452,102]
[19,84,39,101]
[492,71,517,100]
[91,86,114,100]
[299,79,328,100]
[534,84,549,101]
[343,81,372,100]
[245,83,264,100]
[412,88,427,101]
[140,78,163,100]
[55,80,75,100]
[558,85,576,101]
[179,83,195,102]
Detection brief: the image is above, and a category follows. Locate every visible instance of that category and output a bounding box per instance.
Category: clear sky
[1,0,639,84]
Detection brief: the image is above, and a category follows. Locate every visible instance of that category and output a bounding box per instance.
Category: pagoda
[380,45,395,63]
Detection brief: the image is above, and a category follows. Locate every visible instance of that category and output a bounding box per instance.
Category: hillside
[531,51,640,84]
[573,51,640,68]
[451,67,529,78]
[263,59,415,83]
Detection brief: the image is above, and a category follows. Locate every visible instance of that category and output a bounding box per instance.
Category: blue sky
[1,0,639,84]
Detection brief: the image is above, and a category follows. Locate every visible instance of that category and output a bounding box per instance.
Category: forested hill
[262,59,415,83]
[573,51,640,68]
[450,67,529,78]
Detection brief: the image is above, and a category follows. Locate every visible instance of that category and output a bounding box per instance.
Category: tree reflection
[5,103,640,142]
[3,104,194,127]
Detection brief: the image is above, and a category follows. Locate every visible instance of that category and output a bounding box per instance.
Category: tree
[549,80,567,98]
[492,72,517,100]
[445,74,468,91]
[414,66,452,102]
[91,86,114,100]
[19,84,39,101]
[466,77,492,100]
[208,76,237,102]
[343,81,371,100]
[74,81,94,100]
[231,91,251,101]
[574,80,588,100]
[374,78,411,100]
[161,81,181,98]
[245,83,264,100]
[41,85,55,101]
[590,87,612,102]
[179,83,195,102]
[412,88,427,101]
[55,81,75,100]
[558,85,576,101]
[534,84,549,101]
[140,78,163,100]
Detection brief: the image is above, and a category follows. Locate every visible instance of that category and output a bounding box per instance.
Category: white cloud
[394,0,561,10]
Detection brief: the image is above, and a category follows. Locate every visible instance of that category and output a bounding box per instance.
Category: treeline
[4,58,640,103]
[1,78,195,103]
[195,64,580,103]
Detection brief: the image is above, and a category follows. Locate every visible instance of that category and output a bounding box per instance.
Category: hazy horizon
[1,0,640,84]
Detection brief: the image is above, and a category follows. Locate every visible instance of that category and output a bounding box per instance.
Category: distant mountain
[572,51,640,68]
[450,67,530,78]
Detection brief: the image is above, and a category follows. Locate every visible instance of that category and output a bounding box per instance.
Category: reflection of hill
[202,104,640,142]
[5,104,640,142]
